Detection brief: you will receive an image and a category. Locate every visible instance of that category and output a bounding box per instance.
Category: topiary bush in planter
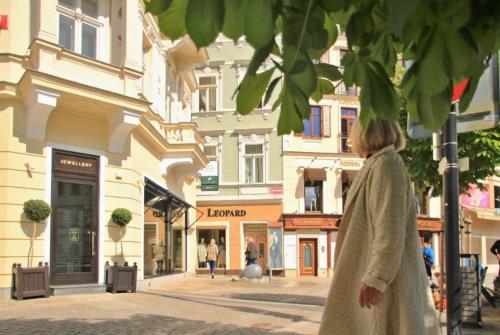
[13,200,52,300]
[23,200,51,267]
[107,208,136,293]
[111,208,132,263]
[111,208,132,227]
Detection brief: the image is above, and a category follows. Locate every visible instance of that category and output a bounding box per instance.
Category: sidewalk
[0,275,498,334]
[157,275,500,334]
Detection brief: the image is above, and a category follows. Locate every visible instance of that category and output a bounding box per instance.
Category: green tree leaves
[186,0,224,47]
[146,0,500,134]
[245,0,274,49]
[157,0,188,40]
[222,0,247,42]
[236,68,275,115]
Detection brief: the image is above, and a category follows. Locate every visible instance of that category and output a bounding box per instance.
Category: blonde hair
[349,118,406,155]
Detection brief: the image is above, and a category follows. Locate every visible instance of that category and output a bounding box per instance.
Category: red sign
[269,186,283,195]
[452,80,469,103]
[0,16,7,30]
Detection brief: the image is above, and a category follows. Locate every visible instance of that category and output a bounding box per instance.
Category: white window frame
[56,0,104,60]
[239,135,267,184]
[203,144,218,162]
[197,75,218,112]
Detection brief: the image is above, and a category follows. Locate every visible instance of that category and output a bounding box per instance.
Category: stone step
[50,283,106,296]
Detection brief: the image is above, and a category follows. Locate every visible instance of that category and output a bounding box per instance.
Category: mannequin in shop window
[198,238,207,268]
[154,240,165,274]
[218,237,226,268]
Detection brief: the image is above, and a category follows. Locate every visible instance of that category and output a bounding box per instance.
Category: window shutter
[322,106,331,137]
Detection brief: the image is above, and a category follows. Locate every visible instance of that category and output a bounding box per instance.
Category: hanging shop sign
[207,208,246,217]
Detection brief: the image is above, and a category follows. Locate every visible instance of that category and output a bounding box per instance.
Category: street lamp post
[443,103,462,335]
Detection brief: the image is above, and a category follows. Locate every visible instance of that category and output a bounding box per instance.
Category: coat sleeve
[361,156,409,293]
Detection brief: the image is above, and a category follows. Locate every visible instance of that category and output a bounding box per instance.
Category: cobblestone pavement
[0,276,499,334]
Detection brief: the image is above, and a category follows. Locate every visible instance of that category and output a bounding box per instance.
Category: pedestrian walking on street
[319,119,441,335]
[245,237,258,266]
[490,239,500,291]
[491,239,500,275]
[423,239,435,280]
[207,238,219,279]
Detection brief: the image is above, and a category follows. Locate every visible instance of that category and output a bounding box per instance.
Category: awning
[304,168,327,182]
[144,178,190,224]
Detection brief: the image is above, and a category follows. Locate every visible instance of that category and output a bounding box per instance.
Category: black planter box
[105,262,137,293]
[12,262,50,300]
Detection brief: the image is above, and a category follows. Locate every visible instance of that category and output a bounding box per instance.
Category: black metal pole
[185,207,189,272]
[443,103,462,335]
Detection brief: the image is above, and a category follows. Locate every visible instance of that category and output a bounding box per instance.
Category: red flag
[452,80,469,103]
[0,16,7,30]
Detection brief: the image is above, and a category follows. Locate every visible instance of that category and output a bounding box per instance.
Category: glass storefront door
[299,239,317,276]
[51,179,98,284]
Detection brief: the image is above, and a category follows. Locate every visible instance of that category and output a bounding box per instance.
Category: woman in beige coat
[207,238,219,279]
[319,119,440,335]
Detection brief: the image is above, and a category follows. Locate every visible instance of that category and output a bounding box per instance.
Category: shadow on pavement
[0,314,300,335]
[144,291,320,324]
[227,293,326,306]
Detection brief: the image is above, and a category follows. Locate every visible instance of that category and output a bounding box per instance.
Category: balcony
[160,122,207,173]
[339,134,353,153]
[27,39,142,99]
[164,122,204,147]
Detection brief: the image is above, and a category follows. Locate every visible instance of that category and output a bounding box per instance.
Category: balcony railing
[339,134,352,153]
[163,122,204,147]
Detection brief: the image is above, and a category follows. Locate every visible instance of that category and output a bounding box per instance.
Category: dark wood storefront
[281,213,341,276]
[50,150,99,285]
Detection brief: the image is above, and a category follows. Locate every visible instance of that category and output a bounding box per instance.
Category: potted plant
[12,200,51,300]
[105,208,137,293]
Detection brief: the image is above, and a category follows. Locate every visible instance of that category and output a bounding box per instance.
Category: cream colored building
[0,0,207,298]
[281,36,363,277]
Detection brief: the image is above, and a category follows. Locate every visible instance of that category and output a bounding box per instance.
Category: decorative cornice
[108,110,141,153]
[24,87,60,140]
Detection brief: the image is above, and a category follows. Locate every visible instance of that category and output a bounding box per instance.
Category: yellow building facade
[0,0,207,298]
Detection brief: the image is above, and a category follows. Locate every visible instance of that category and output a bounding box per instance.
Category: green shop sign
[201,176,218,191]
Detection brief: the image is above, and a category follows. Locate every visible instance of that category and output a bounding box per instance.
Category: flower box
[12,262,50,300]
[105,261,137,293]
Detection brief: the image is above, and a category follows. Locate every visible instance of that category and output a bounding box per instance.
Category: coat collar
[343,145,396,214]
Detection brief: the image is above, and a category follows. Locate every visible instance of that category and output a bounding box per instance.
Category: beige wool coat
[207,244,219,262]
[319,146,441,335]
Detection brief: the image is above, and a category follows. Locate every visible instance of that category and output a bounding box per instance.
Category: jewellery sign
[54,152,98,176]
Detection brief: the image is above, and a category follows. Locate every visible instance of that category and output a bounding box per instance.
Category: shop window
[341,170,356,210]
[198,76,217,112]
[304,169,325,213]
[244,144,264,183]
[57,0,100,59]
[268,228,283,269]
[340,107,357,153]
[305,180,323,212]
[196,229,226,268]
[173,229,182,269]
[143,178,188,277]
